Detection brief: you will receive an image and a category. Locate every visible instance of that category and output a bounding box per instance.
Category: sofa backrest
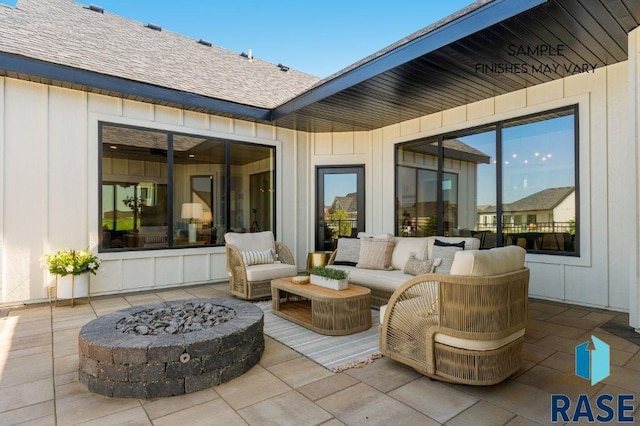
[449,245,526,276]
[224,231,275,252]
[390,237,430,270]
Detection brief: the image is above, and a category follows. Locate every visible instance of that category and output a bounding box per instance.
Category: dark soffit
[272,0,640,132]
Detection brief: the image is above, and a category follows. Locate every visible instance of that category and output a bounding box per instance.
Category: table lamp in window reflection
[181,203,203,243]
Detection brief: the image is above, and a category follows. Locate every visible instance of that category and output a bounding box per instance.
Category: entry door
[316,166,365,251]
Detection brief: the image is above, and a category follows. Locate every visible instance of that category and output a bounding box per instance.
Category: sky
[88,1,475,78]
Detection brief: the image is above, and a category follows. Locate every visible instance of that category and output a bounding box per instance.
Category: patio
[1,283,640,425]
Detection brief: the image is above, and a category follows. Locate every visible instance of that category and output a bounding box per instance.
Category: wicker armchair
[379,246,529,386]
[225,231,297,300]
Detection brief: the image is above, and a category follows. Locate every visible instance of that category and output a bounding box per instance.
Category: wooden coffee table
[270,277,372,336]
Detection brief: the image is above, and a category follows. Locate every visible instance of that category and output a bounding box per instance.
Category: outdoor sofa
[327,234,481,308]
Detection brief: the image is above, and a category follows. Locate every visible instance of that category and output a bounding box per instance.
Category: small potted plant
[41,249,100,303]
[309,266,349,291]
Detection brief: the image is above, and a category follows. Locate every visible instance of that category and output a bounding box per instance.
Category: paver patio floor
[1,282,638,425]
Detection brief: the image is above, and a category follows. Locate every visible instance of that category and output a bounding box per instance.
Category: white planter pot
[310,274,348,291]
[57,273,90,299]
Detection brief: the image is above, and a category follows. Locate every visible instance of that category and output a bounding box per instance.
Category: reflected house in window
[397,138,490,237]
[479,187,575,252]
[326,192,358,237]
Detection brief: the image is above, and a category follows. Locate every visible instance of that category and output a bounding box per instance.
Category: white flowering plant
[41,249,100,276]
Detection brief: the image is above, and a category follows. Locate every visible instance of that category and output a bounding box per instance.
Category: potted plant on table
[41,249,100,304]
[309,266,349,291]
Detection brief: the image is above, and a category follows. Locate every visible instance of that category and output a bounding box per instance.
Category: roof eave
[0,52,273,122]
[271,0,546,121]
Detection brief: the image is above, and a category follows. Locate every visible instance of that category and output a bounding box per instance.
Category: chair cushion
[390,237,429,270]
[435,329,525,351]
[225,231,275,252]
[449,246,526,276]
[245,263,297,282]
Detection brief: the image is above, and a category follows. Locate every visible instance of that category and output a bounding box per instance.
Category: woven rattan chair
[379,247,529,386]
[225,231,297,300]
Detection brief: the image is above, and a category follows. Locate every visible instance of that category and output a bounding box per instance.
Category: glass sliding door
[316,166,365,251]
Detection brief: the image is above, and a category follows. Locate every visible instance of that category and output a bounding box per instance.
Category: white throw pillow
[241,249,275,266]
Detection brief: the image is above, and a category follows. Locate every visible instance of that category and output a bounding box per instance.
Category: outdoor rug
[256,301,382,372]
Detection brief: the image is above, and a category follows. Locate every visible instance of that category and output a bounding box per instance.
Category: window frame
[98,121,277,253]
[394,105,579,256]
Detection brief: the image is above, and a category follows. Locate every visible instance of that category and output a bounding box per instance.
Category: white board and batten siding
[0,78,301,303]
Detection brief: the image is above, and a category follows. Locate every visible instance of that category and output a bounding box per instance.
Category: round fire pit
[78,298,264,398]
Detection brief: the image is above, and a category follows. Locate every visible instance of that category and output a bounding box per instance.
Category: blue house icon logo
[575,336,610,386]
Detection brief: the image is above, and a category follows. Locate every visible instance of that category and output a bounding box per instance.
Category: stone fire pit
[78,298,264,398]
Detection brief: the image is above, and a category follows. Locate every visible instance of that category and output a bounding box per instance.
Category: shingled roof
[483,187,575,214]
[0,0,319,109]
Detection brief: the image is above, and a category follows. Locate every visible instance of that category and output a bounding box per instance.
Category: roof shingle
[0,0,320,109]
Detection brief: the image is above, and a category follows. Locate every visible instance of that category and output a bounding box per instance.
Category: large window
[100,123,275,251]
[396,105,578,255]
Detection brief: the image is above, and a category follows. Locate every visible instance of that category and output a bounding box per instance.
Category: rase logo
[575,335,609,385]
[551,336,635,423]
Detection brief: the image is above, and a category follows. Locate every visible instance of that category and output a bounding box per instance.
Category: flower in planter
[41,249,101,276]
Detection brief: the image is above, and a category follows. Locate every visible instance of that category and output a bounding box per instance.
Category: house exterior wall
[1,30,639,326]
[380,61,633,313]
[0,77,304,304]
[308,58,637,315]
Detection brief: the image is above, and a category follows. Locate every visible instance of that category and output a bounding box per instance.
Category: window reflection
[501,113,576,252]
[100,124,276,251]
[395,106,577,254]
[101,125,168,250]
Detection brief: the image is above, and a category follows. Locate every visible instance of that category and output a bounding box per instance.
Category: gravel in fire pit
[115,302,236,335]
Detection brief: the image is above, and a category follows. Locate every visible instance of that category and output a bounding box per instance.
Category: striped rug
[256,302,381,372]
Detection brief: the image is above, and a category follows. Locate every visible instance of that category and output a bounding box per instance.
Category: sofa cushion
[426,236,480,259]
[449,245,526,276]
[225,231,275,252]
[402,253,434,276]
[390,237,429,270]
[357,238,394,270]
[431,245,463,274]
[245,263,297,282]
[330,265,411,293]
[333,237,361,266]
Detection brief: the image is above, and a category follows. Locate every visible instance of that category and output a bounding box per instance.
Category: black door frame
[315,165,365,251]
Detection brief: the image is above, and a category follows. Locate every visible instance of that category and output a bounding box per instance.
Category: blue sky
[89,1,475,77]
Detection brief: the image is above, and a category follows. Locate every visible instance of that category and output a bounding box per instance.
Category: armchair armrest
[275,242,295,265]
[380,273,443,375]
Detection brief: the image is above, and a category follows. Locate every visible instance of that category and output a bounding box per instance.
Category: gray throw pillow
[334,238,360,266]
[431,245,463,274]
